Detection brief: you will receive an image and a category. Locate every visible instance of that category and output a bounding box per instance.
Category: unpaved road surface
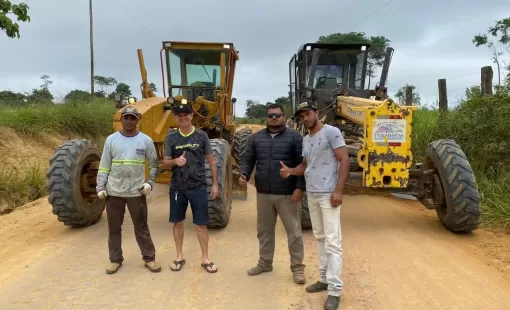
[1,184,510,310]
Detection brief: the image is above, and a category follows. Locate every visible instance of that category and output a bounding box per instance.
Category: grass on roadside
[0,165,47,214]
[0,98,116,137]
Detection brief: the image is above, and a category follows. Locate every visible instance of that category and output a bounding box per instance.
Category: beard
[304,119,317,129]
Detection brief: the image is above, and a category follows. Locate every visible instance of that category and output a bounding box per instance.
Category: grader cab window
[166,49,229,101]
[302,47,368,91]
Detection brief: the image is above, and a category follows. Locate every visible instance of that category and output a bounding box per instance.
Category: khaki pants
[106,195,156,263]
[256,193,305,271]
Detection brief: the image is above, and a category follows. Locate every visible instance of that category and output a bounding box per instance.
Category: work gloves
[97,183,152,198]
[140,183,152,196]
[97,190,108,199]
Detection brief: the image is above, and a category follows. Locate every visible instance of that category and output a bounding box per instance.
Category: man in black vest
[239,103,307,284]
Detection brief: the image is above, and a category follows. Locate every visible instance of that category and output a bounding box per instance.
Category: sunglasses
[267,113,283,118]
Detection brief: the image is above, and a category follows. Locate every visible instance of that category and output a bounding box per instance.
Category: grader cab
[289,42,481,234]
[47,41,251,229]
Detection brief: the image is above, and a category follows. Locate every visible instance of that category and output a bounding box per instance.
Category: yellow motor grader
[289,43,481,234]
[47,41,252,229]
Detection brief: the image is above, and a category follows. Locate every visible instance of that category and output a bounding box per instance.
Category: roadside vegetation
[0,94,116,214]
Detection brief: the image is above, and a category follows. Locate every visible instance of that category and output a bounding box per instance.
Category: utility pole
[89,0,94,97]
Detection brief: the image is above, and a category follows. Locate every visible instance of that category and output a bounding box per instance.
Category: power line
[112,0,155,36]
[348,0,395,31]
[446,72,478,80]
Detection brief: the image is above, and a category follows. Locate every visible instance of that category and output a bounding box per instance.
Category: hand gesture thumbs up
[176,151,187,167]
[280,161,291,179]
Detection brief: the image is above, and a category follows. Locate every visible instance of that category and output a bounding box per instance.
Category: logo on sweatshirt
[136,148,145,155]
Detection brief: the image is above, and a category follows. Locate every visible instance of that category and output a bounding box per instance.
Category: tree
[149,82,158,92]
[40,75,52,90]
[245,100,268,119]
[273,96,292,115]
[473,34,503,86]
[394,84,421,105]
[115,82,131,97]
[64,90,92,103]
[26,88,53,104]
[473,17,510,86]
[0,1,30,39]
[93,75,117,95]
[317,32,391,88]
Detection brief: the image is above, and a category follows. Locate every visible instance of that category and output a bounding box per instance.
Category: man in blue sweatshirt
[96,106,161,275]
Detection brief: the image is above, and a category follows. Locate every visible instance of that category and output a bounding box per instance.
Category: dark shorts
[169,185,209,226]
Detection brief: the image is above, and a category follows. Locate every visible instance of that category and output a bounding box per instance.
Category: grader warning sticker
[372,119,406,143]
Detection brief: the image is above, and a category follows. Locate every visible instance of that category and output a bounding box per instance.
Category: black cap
[294,100,318,117]
[172,103,192,114]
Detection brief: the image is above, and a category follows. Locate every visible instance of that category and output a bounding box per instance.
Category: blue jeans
[169,185,208,226]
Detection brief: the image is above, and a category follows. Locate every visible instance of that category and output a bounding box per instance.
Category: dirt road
[1,184,510,310]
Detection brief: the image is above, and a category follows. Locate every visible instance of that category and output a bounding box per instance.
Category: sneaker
[106,262,122,274]
[306,281,328,293]
[144,261,162,272]
[247,265,273,276]
[324,295,340,310]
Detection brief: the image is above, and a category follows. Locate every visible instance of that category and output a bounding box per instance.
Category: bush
[411,93,510,228]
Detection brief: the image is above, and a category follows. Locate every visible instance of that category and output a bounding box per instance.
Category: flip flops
[201,262,218,273]
[170,259,186,271]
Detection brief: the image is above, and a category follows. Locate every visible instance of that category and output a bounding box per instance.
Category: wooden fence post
[481,66,493,96]
[438,79,448,112]
[405,86,413,105]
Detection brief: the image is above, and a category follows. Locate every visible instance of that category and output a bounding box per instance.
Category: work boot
[106,262,122,274]
[292,269,306,284]
[247,265,273,276]
[324,295,340,310]
[291,264,306,284]
[306,281,328,293]
[144,261,162,273]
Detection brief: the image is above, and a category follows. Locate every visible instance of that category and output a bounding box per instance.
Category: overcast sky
[1,0,509,116]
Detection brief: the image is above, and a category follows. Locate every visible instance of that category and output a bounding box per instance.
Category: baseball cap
[121,106,140,119]
[294,100,318,117]
[172,102,193,114]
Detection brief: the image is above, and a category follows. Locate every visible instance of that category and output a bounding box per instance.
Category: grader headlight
[128,97,137,104]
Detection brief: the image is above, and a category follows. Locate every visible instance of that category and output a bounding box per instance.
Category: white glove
[98,190,107,199]
[140,183,152,196]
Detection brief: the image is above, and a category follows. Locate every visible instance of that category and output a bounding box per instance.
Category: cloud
[1,0,509,115]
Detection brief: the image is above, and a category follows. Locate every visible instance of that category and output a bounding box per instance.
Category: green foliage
[115,82,132,97]
[0,98,116,136]
[0,0,30,39]
[394,84,421,105]
[0,164,46,212]
[410,89,510,227]
[0,90,26,105]
[93,75,117,94]
[40,75,52,90]
[149,82,158,92]
[64,90,92,103]
[26,88,53,104]
[317,32,391,84]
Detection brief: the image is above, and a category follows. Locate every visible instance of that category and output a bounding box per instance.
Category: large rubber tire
[424,139,481,233]
[206,138,233,228]
[301,192,312,230]
[233,128,252,165]
[47,139,105,227]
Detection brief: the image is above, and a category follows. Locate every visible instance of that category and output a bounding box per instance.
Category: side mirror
[232,97,237,103]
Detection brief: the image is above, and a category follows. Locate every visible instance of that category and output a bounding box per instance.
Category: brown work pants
[256,193,305,271]
[106,195,156,263]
